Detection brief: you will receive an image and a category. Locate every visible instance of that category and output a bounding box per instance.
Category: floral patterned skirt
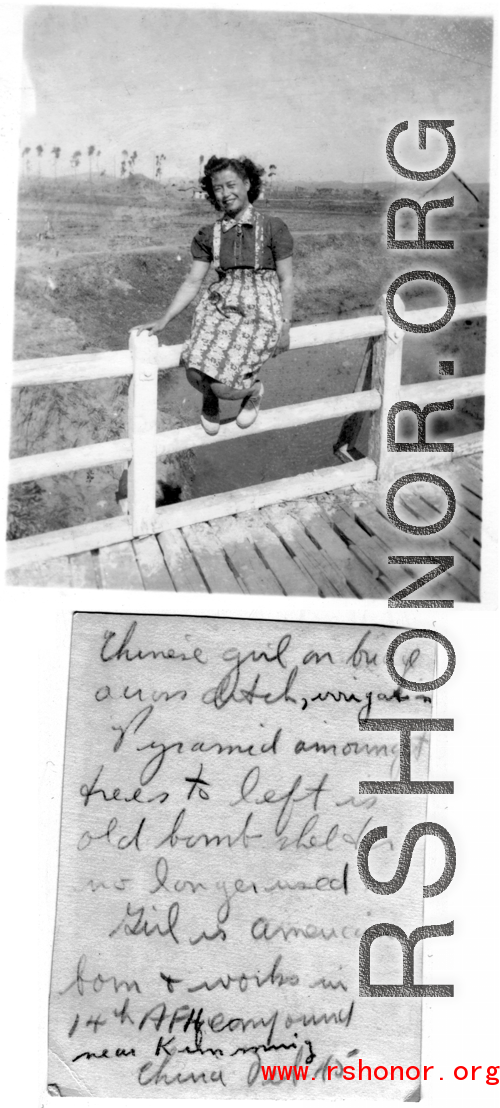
[180,268,282,389]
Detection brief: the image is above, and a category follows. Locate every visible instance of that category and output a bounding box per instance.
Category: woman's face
[211,168,250,216]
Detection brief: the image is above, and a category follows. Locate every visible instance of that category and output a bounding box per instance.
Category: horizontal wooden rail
[7,298,487,572]
[142,458,377,534]
[11,316,386,385]
[12,349,132,388]
[398,374,485,406]
[9,370,484,485]
[11,300,486,387]
[397,299,486,329]
[288,316,384,348]
[7,457,375,568]
[155,315,386,370]
[8,389,381,485]
[9,437,133,486]
[7,435,482,570]
[154,389,381,457]
[388,430,483,479]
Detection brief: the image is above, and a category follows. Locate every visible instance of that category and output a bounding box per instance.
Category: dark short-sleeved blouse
[191,214,293,272]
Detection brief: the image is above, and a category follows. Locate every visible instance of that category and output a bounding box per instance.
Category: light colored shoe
[237,381,264,429]
[200,391,220,436]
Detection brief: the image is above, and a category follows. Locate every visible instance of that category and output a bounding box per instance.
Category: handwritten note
[49,614,435,1098]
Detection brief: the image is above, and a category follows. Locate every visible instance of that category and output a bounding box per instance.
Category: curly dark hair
[200,155,265,207]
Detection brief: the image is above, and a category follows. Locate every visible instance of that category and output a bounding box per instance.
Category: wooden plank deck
[6,454,483,601]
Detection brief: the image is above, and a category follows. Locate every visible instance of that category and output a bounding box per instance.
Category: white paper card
[49,613,436,1098]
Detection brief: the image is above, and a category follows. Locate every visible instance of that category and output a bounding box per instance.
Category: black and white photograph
[5,9,493,599]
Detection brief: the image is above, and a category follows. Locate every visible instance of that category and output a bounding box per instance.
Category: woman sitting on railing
[134,155,294,435]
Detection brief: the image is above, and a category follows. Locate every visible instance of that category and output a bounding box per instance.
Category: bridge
[7,299,485,597]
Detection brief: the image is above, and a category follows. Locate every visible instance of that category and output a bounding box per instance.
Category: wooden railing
[7,299,486,568]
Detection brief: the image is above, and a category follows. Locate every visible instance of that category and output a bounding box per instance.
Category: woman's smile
[211,168,250,215]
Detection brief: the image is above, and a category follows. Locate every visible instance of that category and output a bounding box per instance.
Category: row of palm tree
[21,144,103,179]
[21,144,144,180]
[20,147,280,189]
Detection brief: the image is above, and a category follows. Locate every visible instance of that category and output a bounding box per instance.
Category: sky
[20,9,493,183]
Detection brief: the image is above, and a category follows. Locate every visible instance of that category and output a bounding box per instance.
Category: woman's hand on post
[273,322,291,357]
[131,318,167,337]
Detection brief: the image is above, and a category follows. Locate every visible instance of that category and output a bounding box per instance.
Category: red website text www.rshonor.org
[261,1062,500,1085]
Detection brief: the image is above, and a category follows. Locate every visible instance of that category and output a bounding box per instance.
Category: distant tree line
[20,144,141,180]
[21,144,104,179]
[20,148,280,193]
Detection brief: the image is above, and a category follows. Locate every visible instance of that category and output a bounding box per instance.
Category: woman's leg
[210,378,264,429]
[185,366,211,395]
[185,366,220,435]
[210,379,259,401]
[185,368,263,431]
[186,367,258,402]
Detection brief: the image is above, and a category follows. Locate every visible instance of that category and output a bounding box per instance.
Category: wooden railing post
[368,294,405,486]
[128,329,159,537]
